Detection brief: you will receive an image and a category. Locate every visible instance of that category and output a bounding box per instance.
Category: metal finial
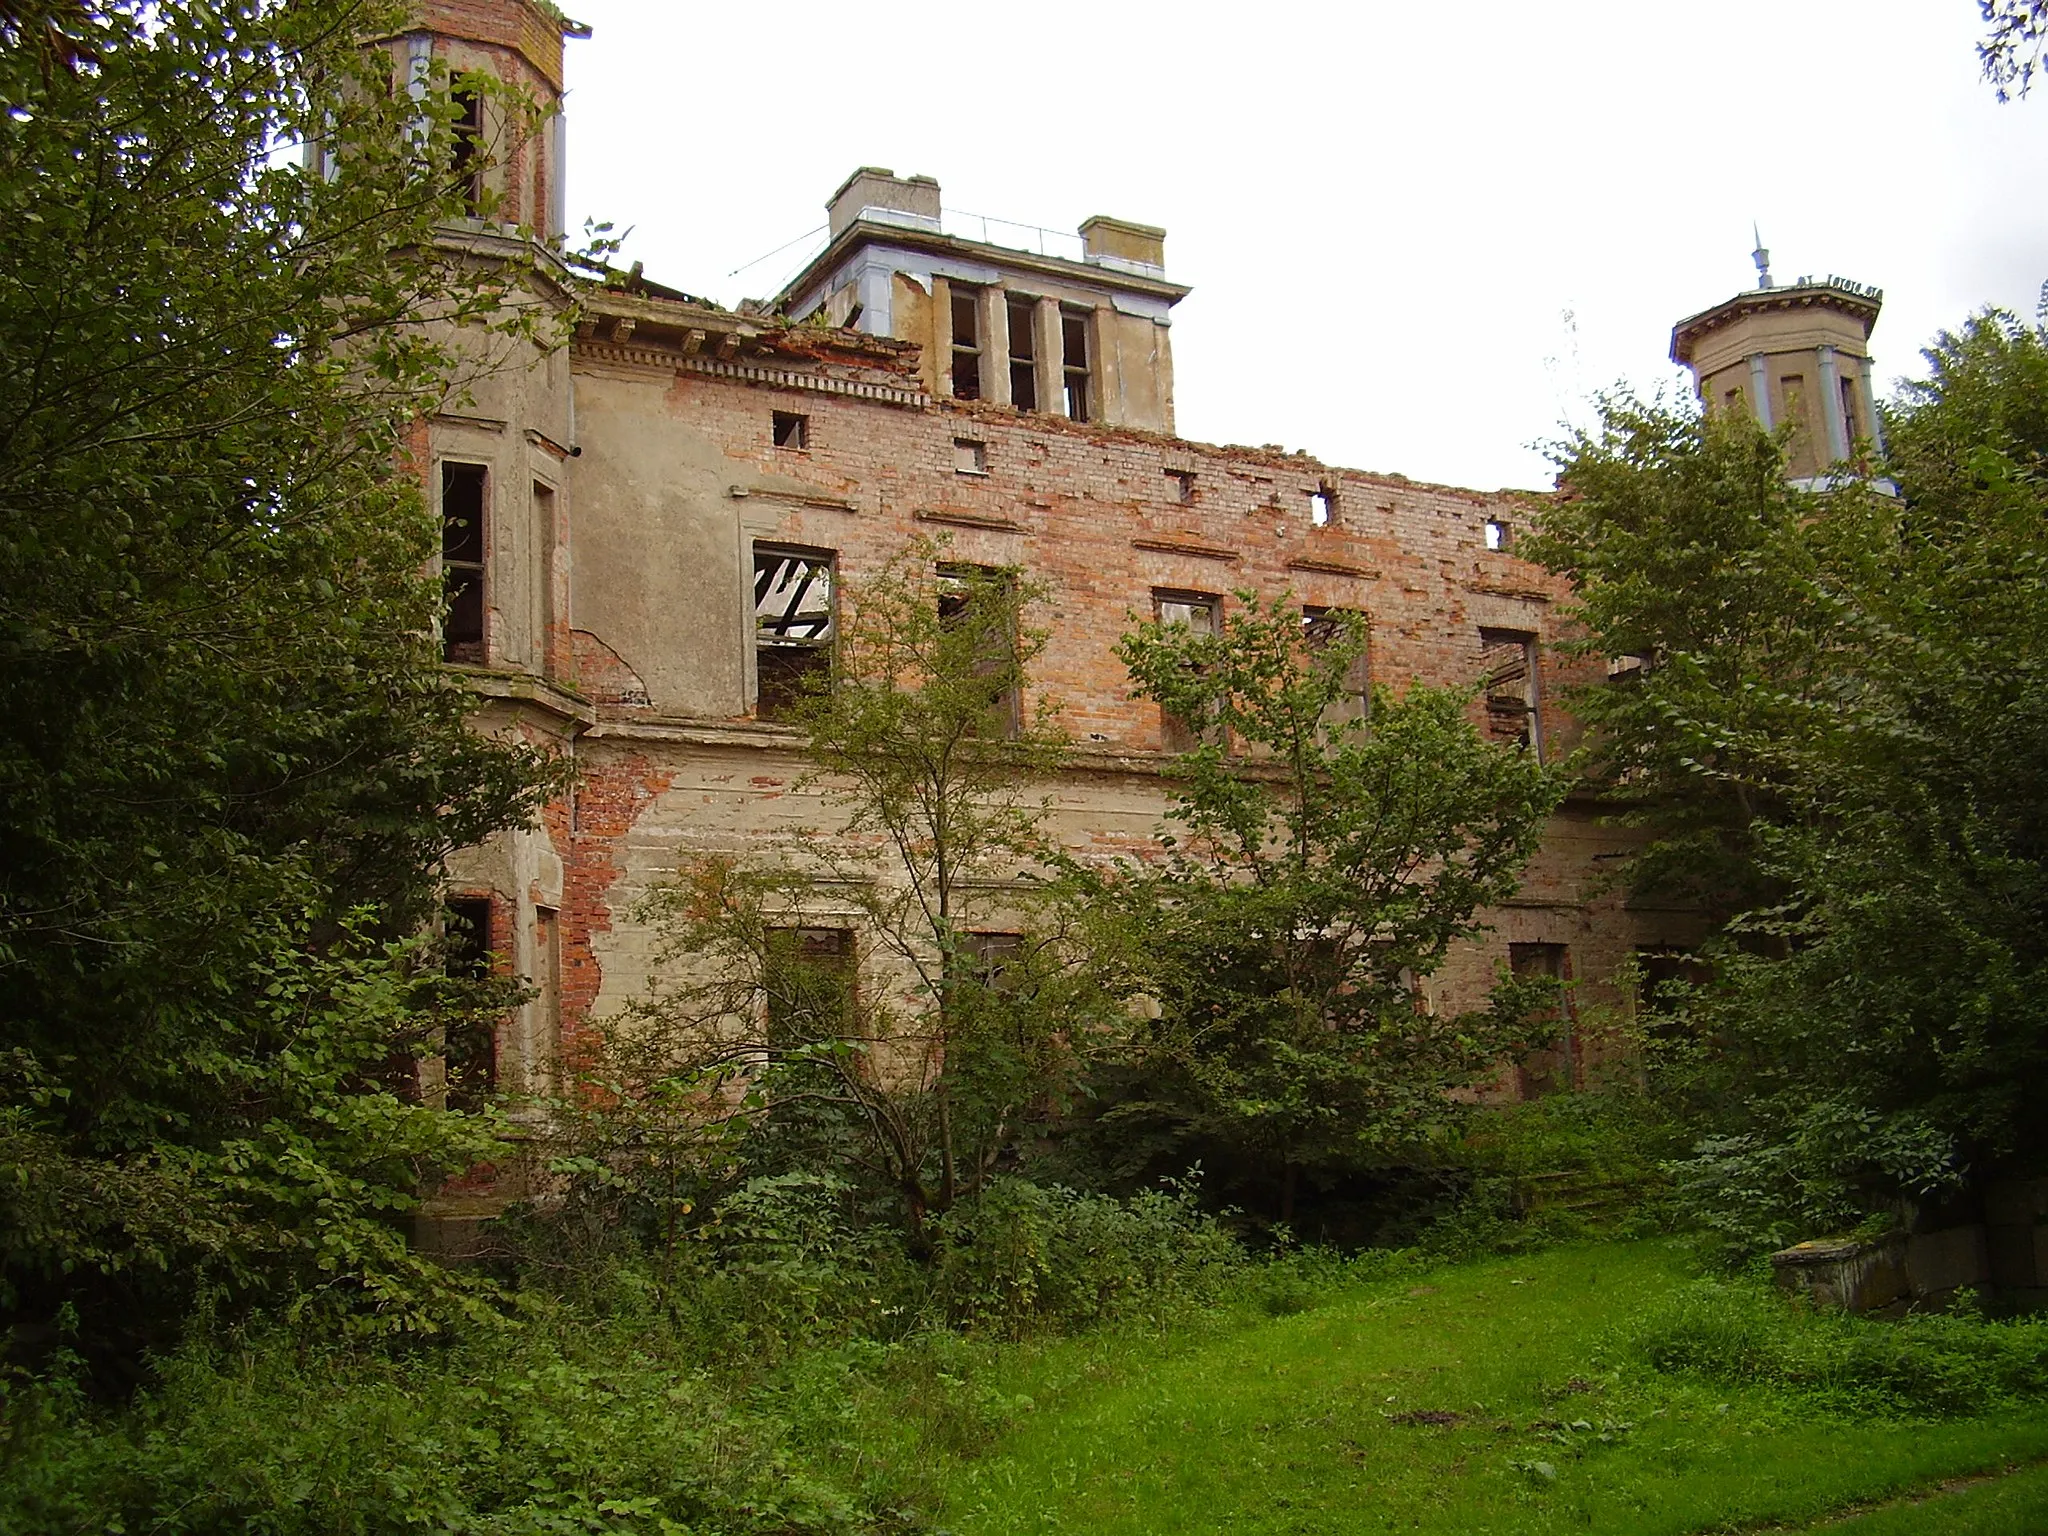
[1752,224,1773,290]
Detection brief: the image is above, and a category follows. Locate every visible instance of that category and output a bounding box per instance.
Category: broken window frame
[1478,625,1542,760]
[951,285,983,401]
[1006,293,1038,412]
[772,410,809,450]
[449,86,484,214]
[1302,604,1370,731]
[937,560,1024,740]
[440,460,488,664]
[753,544,836,722]
[1166,469,1197,505]
[953,437,988,476]
[1061,307,1091,422]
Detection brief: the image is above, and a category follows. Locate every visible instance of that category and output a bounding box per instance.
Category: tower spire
[1751,224,1773,290]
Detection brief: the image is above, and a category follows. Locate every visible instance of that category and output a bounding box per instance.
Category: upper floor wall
[561,287,1595,765]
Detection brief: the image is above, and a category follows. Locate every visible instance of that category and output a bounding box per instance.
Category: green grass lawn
[854,1241,2048,1535]
[1818,1459,2048,1534]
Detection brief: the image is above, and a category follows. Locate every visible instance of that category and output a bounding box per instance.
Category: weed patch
[1629,1278,2048,1417]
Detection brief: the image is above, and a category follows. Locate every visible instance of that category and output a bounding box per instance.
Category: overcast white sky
[560,1,2047,493]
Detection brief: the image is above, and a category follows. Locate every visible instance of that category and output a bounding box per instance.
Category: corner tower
[375,3,593,1158]
[1670,246,1885,484]
[367,0,588,239]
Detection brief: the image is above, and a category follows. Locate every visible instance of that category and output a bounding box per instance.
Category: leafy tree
[0,1,567,1352]
[1081,593,1566,1222]
[1980,0,2048,99]
[614,542,1103,1248]
[1520,399,1886,926]
[1531,318,2048,1253]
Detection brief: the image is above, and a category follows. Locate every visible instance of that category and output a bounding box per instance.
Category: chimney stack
[827,168,941,238]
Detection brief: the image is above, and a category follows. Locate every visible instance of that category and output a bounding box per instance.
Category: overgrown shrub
[0,1175,1253,1532]
[928,1177,1244,1336]
[1629,1276,2048,1417]
[0,1319,920,1535]
[672,1171,924,1354]
[1403,1090,1684,1258]
[1458,1089,1683,1184]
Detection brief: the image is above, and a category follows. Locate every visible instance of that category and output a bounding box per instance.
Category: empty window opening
[1606,652,1650,684]
[1155,590,1221,753]
[450,88,483,213]
[1156,592,1218,633]
[530,905,560,1095]
[772,411,809,449]
[939,562,1023,738]
[754,547,835,721]
[442,895,496,1110]
[951,286,982,401]
[1166,469,1196,505]
[1303,605,1370,728]
[441,461,487,664]
[964,931,1025,992]
[1478,626,1541,759]
[953,437,987,475]
[1838,375,1859,448]
[532,480,557,678]
[1509,941,1576,1097]
[1308,484,1336,527]
[1061,310,1090,422]
[1007,294,1038,412]
[1635,945,1710,1015]
[1483,517,1510,552]
[765,927,856,1046]
[1779,373,1807,424]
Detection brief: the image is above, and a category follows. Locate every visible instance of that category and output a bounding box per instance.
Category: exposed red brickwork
[551,750,674,1060]
[406,0,569,88]
[588,340,1599,749]
[570,629,649,705]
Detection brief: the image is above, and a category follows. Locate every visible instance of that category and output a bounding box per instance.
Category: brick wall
[585,345,1597,740]
[540,319,1683,1098]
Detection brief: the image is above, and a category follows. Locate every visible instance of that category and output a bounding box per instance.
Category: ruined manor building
[392,4,1884,1196]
